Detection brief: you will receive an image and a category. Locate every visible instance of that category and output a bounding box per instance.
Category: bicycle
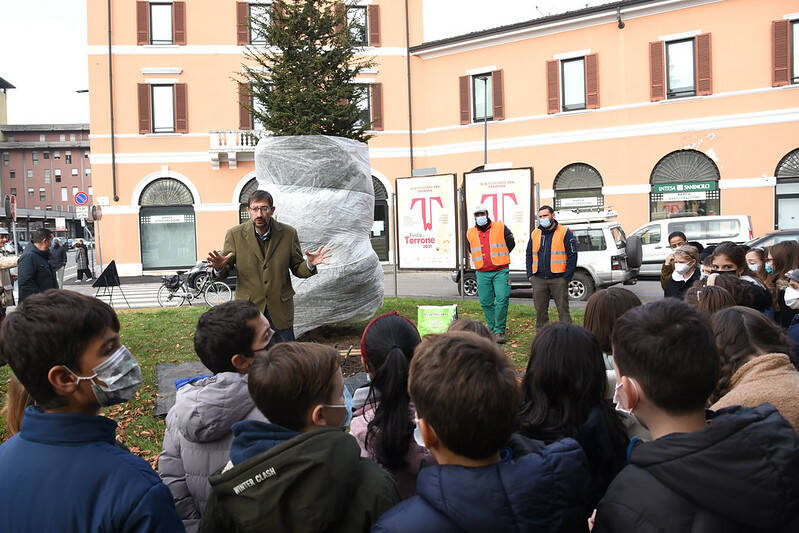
[157,267,233,307]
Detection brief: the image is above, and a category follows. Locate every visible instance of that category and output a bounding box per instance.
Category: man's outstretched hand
[207,250,233,271]
[305,245,333,267]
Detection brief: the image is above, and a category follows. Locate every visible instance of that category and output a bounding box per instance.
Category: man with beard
[207,190,331,345]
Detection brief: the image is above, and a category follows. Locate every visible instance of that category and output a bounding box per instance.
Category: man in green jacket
[208,190,331,344]
[200,342,400,533]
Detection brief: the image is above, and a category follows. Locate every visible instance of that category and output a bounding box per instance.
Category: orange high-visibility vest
[531,224,569,274]
[466,221,510,270]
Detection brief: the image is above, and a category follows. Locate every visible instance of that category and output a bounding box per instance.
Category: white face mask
[785,287,799,310]
[674,262,693,275]
[748,263,760,273]
[67,345,142,407]
[613,379,643,427]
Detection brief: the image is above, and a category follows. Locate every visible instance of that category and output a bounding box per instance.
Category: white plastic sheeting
[254,135,384,336]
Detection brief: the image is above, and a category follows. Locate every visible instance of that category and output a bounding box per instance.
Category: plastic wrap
[255,135,384,336]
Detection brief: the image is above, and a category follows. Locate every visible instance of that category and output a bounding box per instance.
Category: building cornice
[410,0,724,59]
[0,140,91,150]
[1,124,89,132]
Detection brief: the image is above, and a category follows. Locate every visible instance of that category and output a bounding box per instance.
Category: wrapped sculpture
[255,135,384,336]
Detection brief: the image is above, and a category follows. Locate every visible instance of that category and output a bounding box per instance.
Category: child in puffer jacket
[159,301,272,533]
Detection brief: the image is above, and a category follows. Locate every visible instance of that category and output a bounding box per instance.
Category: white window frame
[249,3,271,45]
[665,38,696,99]
[151,84,176,133]
[560,57,586,112]
[353,83,371,128]
[150,2,174,45]
[471,74,493,122]
[347,6,368,46]
[71,168,79,176]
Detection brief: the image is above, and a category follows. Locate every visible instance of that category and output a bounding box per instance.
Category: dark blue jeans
[264,307,295,348]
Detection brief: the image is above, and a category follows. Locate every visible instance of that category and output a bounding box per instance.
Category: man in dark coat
[18,228,57,302]
[207,190,331,345]
[49,238,68,288]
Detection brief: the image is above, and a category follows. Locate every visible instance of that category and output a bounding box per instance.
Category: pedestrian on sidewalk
[49,239,67,288]
[525,206,577,330]
[0,228,18,329]
[18,229,57,303]
[74,240,93,282]
[465,205,515,344]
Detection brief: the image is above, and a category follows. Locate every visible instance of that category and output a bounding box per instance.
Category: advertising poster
[396,174,458,270]
[463,168,534,272]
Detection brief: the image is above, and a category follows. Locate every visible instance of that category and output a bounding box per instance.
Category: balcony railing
[209,130,265,169]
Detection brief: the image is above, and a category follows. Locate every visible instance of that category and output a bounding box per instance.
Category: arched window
[371,177,389,261]
[139,178,197,269]
[553,163,603,211]
[649,149,720,220]
[239,177,259,223]
[775,148,799,229]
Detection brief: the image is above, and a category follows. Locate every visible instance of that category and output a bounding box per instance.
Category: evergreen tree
[240,0,373,142]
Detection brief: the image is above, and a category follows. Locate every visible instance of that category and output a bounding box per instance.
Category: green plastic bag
[417,305,458,337]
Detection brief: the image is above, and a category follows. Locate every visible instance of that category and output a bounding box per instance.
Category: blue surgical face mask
[325,386,353,430]
[475,215,488,226]
[748,263,760,273]
[766,262,774,275]
[539,217,551,229]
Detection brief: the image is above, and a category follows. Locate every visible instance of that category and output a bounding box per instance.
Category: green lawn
[0,298,583,466]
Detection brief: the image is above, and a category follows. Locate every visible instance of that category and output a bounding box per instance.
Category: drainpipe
[404,0,414,172]
[108,0,119,201]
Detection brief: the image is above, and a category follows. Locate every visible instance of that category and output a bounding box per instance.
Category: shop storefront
[775,148,799,230]
[650,150,720,220]
[553,163,604,211]
[139,178,197,270]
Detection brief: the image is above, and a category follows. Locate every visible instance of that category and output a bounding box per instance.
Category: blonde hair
[2,375,33,435]
[674,244,699,263]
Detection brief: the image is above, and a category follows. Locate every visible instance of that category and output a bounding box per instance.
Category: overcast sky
[0,0,611,125]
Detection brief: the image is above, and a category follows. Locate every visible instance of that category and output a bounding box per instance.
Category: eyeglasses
[249,206,273,214]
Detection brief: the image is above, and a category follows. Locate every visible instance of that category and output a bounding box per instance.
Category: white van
[631,215,753,277]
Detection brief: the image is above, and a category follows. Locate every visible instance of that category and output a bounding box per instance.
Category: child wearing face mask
[0,290,183,533]
[200,342,399,533]
[662,245,700,300]
[785,270,799,348]
[593,298,799,533]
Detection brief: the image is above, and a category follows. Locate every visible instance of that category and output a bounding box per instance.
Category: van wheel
[568,272,594,301]
[459,274,479,297]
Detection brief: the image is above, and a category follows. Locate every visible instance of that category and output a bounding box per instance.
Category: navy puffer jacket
[371,436,590,533]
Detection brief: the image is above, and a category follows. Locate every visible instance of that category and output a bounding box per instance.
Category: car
[630,215,753,277]
[186,260,237,290]
[451,209,641,301]
[746,230,799,249]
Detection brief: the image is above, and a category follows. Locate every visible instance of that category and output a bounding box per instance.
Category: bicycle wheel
[158,284,186,307]
[204,281,232,306]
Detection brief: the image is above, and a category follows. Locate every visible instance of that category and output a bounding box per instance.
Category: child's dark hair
[519,323,627,449]
[194,300,263,374]
[0,290,120,409]
[712,242,747,273]
[684,285,736,315]
[668,231,687,243]
[583,287,641,354]
[448,318,493,340]
[248,342,340,431]
[410,331,519,460]
[360,312,421,469]
[612,298,719,414]
[709,306,791,404]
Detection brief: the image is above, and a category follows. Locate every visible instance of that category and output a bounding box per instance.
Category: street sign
[92,205,103,221]
[74,191,89,205]
[9,195,16,222]
[76,205,89,219]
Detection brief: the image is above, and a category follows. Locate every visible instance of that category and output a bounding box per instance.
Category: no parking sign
[74,191,89,206]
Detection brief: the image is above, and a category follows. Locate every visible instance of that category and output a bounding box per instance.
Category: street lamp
[475,74,490,166]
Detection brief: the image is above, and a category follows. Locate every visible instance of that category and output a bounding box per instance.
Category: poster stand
[93,260,131,308]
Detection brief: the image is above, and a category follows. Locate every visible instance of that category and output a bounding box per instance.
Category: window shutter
[492,69,505,120]
[173,2,186,45]
[773,20,791,87]
[370,83,383,130]
[368,5,380,47]
[459,75,470,124]
[236,2,249,45]
[138,84,151,134]
[334,2,346,41]
[649,41,665,101]
[695,33,712,95]
[546,60,560,114]
[239,83,253,130]
[585,53,599,109]
[136,1,149,45]
[175,84,188,133]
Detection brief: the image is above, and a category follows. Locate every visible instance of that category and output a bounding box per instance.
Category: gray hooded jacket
[159,372,267,533]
